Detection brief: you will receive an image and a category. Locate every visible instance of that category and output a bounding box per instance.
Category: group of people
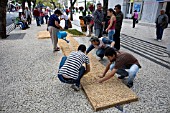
[46,4,141,91]
[48,4,168,91]
[33,7,51,26]
[15,7,31,30]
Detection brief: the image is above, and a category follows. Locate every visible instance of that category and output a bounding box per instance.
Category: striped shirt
[58,51,90,79]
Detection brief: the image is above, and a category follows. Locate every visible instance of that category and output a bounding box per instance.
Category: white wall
[141,0,161,22]
[108,0,124,9]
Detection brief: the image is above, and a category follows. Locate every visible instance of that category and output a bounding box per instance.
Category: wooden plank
[37,31,50,39]
[58,35,138,111]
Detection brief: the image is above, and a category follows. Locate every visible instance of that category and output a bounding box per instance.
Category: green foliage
[66,29,84,36]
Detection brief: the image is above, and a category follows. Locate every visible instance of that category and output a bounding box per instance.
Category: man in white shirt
[60,13,69,29]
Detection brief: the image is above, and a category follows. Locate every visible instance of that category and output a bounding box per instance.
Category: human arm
[55,20,63,29]
[98,62,112,78]
[99,68,117,83]
[84,64,90,74]
[86,44,95,55]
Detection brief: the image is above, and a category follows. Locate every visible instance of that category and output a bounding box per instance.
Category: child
[79,16,87,32]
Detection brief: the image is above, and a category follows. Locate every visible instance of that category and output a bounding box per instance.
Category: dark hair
[54,9,62,15]
[108,8,116,15]
[105,47,117,57]
[97,3,102,6]
[78,44,86,52]
[115,4,121,10]
[79,16,83,19]
[89,36,100,43]
[134,10,137,12]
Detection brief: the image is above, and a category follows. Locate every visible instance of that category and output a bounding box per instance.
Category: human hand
[105,29,108,32]
[102,22,105,25]
[98,74,105,78]
[98,79,104,83]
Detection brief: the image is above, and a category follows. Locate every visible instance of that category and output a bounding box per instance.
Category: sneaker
[127,82,133,88]
[158,39,162,42]
[71,84,80,91]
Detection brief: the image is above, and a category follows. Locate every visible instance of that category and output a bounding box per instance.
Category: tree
[103,0,108,16]
[0,0,8,39]
[70,0,77,21]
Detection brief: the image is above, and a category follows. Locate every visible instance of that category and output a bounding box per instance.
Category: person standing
[60,13,69,29]
[24,7,32,25]
[48,10,63,52]
[155,9,169,42]
[105,8,116,41]
[132,10,138,28]
[114,4,124,50]
[98,47,141,88]
[93,3,104,38]
[33,7,41,26]
[58,44,90,91]
[44,8,49,24]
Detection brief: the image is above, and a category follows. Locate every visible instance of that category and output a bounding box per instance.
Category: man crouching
[58,44,90,91]
[99,47,141,88]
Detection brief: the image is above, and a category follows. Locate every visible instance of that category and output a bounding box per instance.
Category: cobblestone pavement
[0,19,170,113]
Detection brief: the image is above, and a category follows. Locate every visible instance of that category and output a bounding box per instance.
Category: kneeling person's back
[59,51,90,79]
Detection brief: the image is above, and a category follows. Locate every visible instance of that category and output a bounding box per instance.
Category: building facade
[96,0,170,23]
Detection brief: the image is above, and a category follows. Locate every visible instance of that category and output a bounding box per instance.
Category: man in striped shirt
[58,44,90,91]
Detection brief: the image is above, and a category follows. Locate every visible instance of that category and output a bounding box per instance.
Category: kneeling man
[99,47,141,88]
[58,44,90,91]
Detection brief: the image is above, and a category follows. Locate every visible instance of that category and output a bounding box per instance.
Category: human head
[54,9,62,16]
[160,9,165,15]
[134,10,137,12]
[114,4,121,13]
[107,8,116,16]
[78,44,86,53]
[89,36,100,46]
[97,3,102,11]
[104,47,117,62]
[25,7,28,10]
[79,16,83,20]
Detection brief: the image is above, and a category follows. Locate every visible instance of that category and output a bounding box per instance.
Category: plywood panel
[37,31,50,39]
[58,36,138,111]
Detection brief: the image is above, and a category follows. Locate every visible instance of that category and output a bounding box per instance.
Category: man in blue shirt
[48,10,63,52]
[86,36,115,60]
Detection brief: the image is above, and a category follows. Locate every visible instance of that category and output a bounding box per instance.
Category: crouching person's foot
[127,82,133,88]
[71,84,80,91]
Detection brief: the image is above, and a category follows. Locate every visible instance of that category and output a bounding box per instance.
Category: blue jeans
[108,30,115,41]
[96,48,105,59]
[95,28,103,38]
[18,21,26,29]
[35,16,40,26]
[156,25,164,40]
[110,63,139,84]
[58,56,85,87]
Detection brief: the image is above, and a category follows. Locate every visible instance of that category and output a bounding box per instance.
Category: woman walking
[132,10,138,28]
[48,10,63,52]
[105,8,116,41]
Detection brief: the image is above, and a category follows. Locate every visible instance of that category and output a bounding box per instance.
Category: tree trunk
[70,0,77,21]
[103,0,108,16]
[0,0,8,39]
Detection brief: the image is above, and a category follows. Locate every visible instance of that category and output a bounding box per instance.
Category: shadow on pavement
[5,33,26,40]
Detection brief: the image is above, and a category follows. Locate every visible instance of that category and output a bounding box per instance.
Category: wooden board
[58,36,138,111]
[37,31,50,39]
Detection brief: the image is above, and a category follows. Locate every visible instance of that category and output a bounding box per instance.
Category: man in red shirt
[33,7,40,26]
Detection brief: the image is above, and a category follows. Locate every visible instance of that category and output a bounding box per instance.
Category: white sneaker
[71,84,80,91]
[158,39,162,42]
